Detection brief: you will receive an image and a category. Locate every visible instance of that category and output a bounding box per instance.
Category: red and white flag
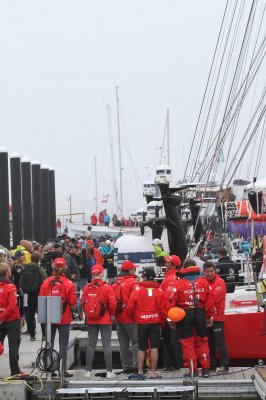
[101,194,109,204]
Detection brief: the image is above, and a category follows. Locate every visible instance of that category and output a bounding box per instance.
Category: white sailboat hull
[67,222,124,238]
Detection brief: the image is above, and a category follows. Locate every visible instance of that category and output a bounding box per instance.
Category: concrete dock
[0,324,265,399]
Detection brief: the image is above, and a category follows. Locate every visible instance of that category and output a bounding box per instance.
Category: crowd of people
[0,233,265,380]
[89,211,139,228]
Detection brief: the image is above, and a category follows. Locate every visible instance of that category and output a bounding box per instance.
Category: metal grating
[56,389,195,400]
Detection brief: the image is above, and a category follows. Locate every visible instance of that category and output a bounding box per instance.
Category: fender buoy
[168,307,186,323]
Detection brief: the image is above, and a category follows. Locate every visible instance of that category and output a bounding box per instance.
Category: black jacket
[64,252,81,282]
[216,256,241,293]
[42,251,63,277]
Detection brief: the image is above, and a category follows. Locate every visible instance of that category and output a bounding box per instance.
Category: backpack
[20,265,41,294]
[47,278,68,316]
[83,282,106,320]
[112,281,124,314]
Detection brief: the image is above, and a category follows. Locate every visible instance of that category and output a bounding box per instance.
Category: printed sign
[225,202,240,220]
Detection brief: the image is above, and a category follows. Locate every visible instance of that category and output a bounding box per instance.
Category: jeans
[207,321,229,367]
[77,278,88,299]
[86,324,112,371]
[0,319,21,375]
[116,323,138,369]
[51,324,70,372]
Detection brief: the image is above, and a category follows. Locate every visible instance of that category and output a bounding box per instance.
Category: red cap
[0,341,4,356]
[75,243,82,249]
[121,260,137,271]
[86,240,94,246]
[91,264,104,276]
[53,258,66,269]
[164,255,181,267]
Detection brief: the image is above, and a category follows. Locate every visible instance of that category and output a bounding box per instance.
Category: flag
[101,194,109,204]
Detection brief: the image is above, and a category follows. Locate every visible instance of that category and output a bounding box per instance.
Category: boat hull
[225,311,266,360]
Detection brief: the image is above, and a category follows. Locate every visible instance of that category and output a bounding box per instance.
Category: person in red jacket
[39,258,77,378]
[0,262,22,376]
[114,260,139,373]
[170,259,215,378]
[127,267,164,379]
[204,261,229,373]
[90,213,97,226]
[86,240,104,266]
[160,254,182,370]
[82,264,117,379]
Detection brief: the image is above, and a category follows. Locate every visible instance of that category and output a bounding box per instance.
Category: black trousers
[161,323,183,368]
[207,321,229,368]
[0,319,21,375]
[27,292,45,337]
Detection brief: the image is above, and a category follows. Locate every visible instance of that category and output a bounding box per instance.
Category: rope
[253,113,266,180]
[183,0,230,181]
[193,0,242,181]
[35,343,60,373]
[193,32,266,182]
[0,373,44,393]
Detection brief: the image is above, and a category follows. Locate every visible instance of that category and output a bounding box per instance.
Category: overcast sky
[1,0,264,222]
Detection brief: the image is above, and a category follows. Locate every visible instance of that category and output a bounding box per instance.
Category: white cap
[152,238,162,245]
[0,249,6,255]
[105,240,111,245]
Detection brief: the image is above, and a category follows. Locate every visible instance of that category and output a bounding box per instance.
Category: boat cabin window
[156,169,171,174]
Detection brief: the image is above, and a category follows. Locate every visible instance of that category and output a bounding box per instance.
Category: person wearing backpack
[20,251,47,341]
[126,267,164,379]
[39,257,77,377]
[114,260,139,374]
[81,264,117,379]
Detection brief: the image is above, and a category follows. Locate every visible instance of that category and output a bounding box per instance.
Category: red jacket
[171,275,215,320]
[90,215,97,225]
[81,278,117,325]
[94,248,104,265]
[114,274,138,323]
[0,278,20,322]
[206,274,226,321]
[160,270,178,302]
[40,274,77,325]
[127,280,164,324]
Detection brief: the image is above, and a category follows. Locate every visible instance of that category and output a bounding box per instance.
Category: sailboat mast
[94,155,98,215]
[167,109,170,165]
[106,104,119,216]
[116,86,123,217]
[69,194,72,222]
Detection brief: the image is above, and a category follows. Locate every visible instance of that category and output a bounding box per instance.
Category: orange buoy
[168,307,186,322]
